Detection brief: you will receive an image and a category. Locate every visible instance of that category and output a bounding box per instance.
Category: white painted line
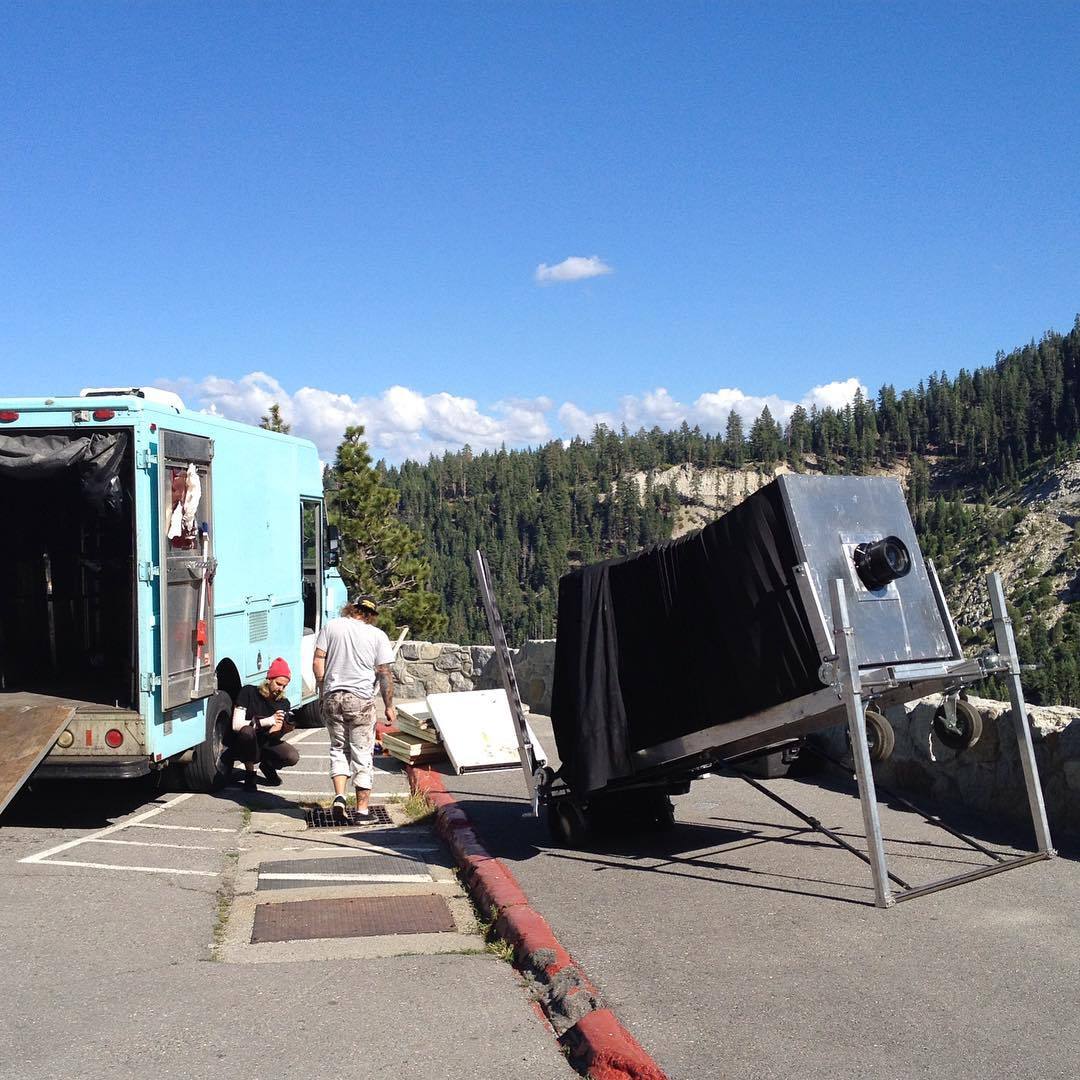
[285,728,322,744]
[19,793,196,865]
[88,838,226,852]
[259,872,432,883]
[259,790,396,800]
[129,822,235,833]
[33,859,218,877]
[281,770,333,776]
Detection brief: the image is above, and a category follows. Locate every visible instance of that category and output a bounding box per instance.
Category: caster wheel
[548,796,589,847]
[932,699,983,750]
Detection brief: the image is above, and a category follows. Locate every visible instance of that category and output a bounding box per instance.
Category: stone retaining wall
[392,639,555,714]
[814,694,1080,841]
[391,641,1080,842]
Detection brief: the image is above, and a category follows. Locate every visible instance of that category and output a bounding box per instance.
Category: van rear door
[159,432,215,709]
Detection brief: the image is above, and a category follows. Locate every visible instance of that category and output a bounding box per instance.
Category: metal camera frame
[475,545,1055,909]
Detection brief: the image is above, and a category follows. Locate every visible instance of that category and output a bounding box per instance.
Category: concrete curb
[409,766,668,1080]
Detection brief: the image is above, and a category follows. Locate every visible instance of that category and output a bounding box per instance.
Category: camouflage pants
[322,691,377,791]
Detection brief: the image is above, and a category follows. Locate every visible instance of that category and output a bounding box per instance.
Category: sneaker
[259,763,282,787]
[355,806,372,822]
[331,795,348,823]
[243,773,258,792]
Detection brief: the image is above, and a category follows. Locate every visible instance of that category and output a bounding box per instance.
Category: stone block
[450,671,473,692]
[398,641,422,662]
[434,650,465,673]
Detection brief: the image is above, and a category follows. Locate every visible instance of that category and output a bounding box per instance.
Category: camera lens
[853,536,911,590]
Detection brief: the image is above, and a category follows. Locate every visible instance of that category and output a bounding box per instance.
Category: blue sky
[2,2,1078,462]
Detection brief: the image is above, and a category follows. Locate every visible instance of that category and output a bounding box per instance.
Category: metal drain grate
[251,894,455,943]
[304,804,392,829]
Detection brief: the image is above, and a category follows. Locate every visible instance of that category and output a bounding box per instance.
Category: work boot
[259,763,282,786]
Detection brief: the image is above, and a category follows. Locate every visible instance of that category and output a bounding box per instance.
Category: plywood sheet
[0,693,81,815]
[426,689,547,775]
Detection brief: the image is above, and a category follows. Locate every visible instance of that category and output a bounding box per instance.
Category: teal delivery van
[0,387,346,808]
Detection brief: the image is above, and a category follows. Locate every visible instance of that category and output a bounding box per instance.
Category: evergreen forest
[384,317,1080,706]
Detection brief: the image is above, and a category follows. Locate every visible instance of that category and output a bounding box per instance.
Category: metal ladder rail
[472,549,541,815]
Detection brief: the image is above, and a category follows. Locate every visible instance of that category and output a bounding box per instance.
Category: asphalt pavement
[0,731,575,1080]
[440,715,1080,1080]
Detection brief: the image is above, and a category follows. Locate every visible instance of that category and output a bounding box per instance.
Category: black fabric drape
[0,431,128,512]
[551,479,822,796]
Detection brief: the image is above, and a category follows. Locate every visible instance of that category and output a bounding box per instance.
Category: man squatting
[313,595,397,822]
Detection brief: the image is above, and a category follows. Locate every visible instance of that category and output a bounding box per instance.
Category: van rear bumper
[35,756,152,780]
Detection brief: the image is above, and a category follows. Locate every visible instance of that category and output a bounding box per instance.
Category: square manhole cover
[251,894,455,943]
[305,804,392,829]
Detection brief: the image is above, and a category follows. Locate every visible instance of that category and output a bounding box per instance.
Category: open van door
[159,432,216,709]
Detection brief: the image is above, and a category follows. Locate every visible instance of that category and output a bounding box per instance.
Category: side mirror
[326,524,340,567]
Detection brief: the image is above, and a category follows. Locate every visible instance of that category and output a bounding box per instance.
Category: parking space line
[33,859,218,876]
[19,793,196,865]
[128,822,234,833]
[88,838,227,852]
[285,729,322,744]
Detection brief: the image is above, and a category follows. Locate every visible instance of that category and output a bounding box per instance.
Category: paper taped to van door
[425,689,548,775]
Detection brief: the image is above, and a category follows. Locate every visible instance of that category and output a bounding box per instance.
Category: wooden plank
[395,715,440,744]
[0,693,83,816]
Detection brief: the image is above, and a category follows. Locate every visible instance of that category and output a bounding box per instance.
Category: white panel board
[426,689,547,775]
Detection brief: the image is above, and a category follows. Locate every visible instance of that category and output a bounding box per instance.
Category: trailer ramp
[0,693,81,816]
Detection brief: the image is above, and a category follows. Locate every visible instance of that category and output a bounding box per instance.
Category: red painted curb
[561,1010,668,1080]
[407,765,669,1080]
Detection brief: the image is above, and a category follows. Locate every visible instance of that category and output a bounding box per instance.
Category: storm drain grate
[251,894,455,943]
[304,804,392,829]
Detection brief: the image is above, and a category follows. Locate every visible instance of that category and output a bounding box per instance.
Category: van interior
[0,430,137,708]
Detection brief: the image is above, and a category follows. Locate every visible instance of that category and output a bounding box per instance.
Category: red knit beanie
[267,657,291,680]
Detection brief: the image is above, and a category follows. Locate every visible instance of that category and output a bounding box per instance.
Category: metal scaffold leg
[829,578,895,908]
[986,572,1055,858]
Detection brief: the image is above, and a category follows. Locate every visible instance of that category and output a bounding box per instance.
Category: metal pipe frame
[829,578,895,907]
[814,575,1054,908]
[986,571,1055,857]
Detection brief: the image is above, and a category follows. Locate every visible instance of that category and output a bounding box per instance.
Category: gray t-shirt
[315,617,394,698]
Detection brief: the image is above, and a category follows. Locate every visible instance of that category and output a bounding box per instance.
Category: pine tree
[259,403,291,433]
[329,425,446,639]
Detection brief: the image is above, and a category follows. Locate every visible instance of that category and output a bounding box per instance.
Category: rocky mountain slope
[628,455,1080,640]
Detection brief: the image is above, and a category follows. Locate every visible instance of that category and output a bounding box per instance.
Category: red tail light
[0,410,18,422]
[92,408,116,421]
[105,728,124,748]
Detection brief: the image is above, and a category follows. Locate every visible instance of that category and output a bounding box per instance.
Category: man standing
[313,595,396,822]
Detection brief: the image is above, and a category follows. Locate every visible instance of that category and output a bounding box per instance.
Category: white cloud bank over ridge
[534,255,613,284]
[160,372,867,465]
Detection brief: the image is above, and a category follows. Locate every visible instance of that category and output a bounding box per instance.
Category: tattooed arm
[376,663,396,725]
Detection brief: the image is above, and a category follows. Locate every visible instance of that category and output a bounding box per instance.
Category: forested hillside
[385,316,1080,705]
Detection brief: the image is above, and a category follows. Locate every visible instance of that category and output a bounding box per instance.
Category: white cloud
[801,377,867,413]
[160,375,553,463]
[534,255,613,285]
[158,371,868,464]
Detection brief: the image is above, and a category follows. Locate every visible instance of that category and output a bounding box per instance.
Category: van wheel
[184,692,232,792]
[295,700,323,728]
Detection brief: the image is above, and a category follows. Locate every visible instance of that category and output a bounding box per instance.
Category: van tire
[295,699,324,728]
[184,692,233,792]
